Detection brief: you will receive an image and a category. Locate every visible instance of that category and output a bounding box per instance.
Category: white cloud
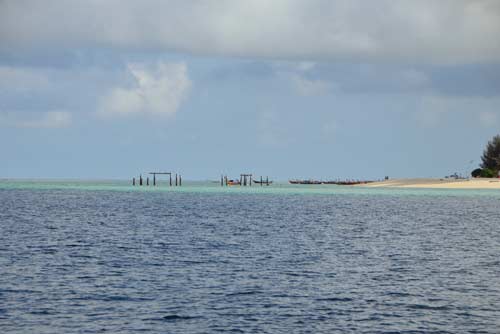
[295,62,316,72]
[0,111,71,128]
[276,60,333,96]
[99,62,191,117]
[292,75,332,96]
[1,1,499,64]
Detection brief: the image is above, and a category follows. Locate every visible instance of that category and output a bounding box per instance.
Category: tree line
[472,135,500,178]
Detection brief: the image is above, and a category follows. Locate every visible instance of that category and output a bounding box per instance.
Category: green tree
[471,168,482,178]
[481,135,500,172]
[480,168,496,178]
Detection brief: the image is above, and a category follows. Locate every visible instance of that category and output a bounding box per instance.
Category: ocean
[1,180,500,333]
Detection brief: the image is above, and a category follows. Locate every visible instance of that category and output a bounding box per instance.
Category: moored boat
[289,179,375,185]
[253,180,273,185]
[289,180,322,185]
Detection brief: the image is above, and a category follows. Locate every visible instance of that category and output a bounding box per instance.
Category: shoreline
[361,178,500,189]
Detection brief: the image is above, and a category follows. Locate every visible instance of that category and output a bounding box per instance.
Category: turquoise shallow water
[1,179,500,198]
[1,179,500,333]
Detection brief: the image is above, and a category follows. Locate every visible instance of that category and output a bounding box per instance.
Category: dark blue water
[1,188,500,333]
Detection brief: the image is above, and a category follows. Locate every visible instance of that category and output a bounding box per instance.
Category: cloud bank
[1,0,499,64]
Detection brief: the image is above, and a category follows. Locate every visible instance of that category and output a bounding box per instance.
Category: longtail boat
[289,180,322,185]
[253,180,273,185]
[289,180,375,185]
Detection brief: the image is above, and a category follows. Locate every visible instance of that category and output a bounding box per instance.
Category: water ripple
[1,187,500,333]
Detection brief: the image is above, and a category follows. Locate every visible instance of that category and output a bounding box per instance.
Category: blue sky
[1,0,500,180]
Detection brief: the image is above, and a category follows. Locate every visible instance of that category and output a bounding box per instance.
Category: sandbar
[361,178,500,189]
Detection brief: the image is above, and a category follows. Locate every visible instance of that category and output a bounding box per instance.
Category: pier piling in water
[132,172,182,187]
[220,175,231,186]
[220,174,253,186]
[238,174,252,186]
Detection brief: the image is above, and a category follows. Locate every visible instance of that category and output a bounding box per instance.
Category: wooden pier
[220,174,272,186]
[132,172,182,187]
[255,176,272,186]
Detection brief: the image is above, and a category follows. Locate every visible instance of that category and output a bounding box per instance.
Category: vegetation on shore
[472,135,500,178]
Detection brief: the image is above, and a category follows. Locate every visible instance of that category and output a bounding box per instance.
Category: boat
[227,180,241,186]
[289,179,375,185]
[289,180,322,185]
[335,180,375,185]
[253,180,273,185]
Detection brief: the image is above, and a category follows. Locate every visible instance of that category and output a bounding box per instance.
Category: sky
[1,0,500,180]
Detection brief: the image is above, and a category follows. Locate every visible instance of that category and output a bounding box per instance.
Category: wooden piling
[179,175,182,186]
[146,177,149,186]
[140,174,143,186]
[148,172,177,187]
[133,177,136,186]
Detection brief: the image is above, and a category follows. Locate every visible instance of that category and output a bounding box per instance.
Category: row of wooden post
[132,173,182,186]
[241,174,252,186]
[132,173,271,187]
[259,176,271,186]
[220,174,271,186]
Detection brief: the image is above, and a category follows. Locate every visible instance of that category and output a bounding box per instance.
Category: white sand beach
[362,178,500,189]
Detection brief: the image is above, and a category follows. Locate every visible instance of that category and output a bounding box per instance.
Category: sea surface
[1,180,500,333]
